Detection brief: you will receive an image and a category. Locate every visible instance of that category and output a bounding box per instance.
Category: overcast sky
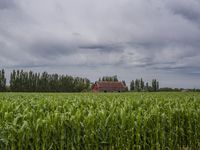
[0,0,200,88]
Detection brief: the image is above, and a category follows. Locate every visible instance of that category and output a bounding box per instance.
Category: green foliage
[0,69,6,92]
[152,79,159,92]
[130,80,135,91]
[0,92,200,150]
[130,78,160,92]
[100,75,118,82]
[9,70,90,92]
[131,78,150,92]
[135,79,140,91]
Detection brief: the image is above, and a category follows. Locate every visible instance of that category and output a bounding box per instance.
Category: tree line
[0,69,6,92]
[98,75,118,82]
[1,69,199,92]
[97,76,159,92]
[1,69,90,92]
[130,78,159,92]
[98,75,127,86]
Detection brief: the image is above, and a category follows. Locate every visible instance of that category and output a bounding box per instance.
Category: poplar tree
[9,69,90,92]
[135,79,140,91]
[130,80,135,91]
[152,79,159,91]
[0,69,6,92]
[140,78,144,91]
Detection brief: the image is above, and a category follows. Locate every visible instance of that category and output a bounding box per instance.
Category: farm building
[92,81,127,92]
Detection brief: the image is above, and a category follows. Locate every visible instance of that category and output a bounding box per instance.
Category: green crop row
[0,92,200,150]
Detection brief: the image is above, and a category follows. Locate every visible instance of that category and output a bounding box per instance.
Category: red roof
[96,81,125,87]
[92,81,127,92]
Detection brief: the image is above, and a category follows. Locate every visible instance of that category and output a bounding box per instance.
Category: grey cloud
[0,0,200,88]
[164,0,200,23]
[0,41,5,48]
[79,43,124,53]
[173,9,200,21]
[29,39,77,58]
[29,39,124,61]
[0,0,15,9]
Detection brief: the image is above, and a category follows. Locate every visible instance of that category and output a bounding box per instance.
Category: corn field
[0,92,200,150]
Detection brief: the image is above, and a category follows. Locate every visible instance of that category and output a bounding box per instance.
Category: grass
[0,92,200,150]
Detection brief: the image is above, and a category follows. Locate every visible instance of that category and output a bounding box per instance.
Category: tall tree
[113,75,118,81]
[145,82,149,91]
[130,80,135,91]
[152,79,159,91]
[9,70,90,92]
[140,78,144,91]
[100,75,119,82]
[135,79,140,91]
[0,69,6,92]
[156,81,159,91]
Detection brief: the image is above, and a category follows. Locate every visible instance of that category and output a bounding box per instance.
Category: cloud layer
[0,0,200,88]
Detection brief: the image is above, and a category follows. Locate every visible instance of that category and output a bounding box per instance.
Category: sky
[0,0,200,88]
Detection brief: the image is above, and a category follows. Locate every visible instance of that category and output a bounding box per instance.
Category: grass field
[0,92,200,150]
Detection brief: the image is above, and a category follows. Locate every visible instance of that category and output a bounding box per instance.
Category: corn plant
[0,92,200,150]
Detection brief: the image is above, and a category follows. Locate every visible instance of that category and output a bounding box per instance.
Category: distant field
[0,92,200,150]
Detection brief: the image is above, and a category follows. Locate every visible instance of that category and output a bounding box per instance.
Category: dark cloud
[0,0,15,9]
[164,0,200,23]
[29,39,77,58]
[79,43,124,53]
[173,9,200,21]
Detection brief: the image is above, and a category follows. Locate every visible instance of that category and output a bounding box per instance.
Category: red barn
[92,81,127,92]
